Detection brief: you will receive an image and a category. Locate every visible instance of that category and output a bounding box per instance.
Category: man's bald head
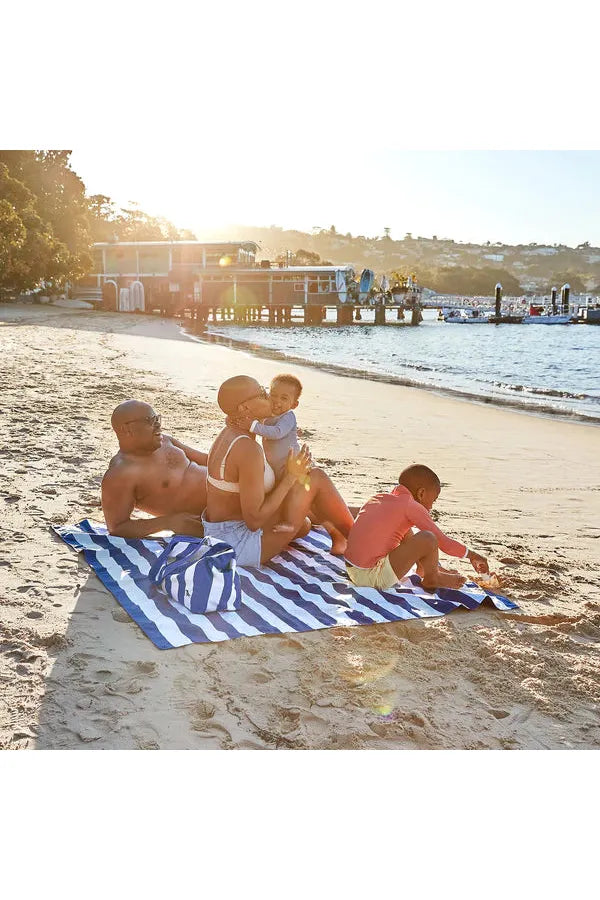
[217,376,264,415]
[110,400,161,454]
[111,400,154,432]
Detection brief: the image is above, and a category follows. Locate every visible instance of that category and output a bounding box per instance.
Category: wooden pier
[176,301,424,327]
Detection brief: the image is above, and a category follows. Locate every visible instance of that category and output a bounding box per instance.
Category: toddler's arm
[250,411,297,440]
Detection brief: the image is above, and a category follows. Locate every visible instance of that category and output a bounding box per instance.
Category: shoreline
[185,324,600,427]
[2,304,599,750]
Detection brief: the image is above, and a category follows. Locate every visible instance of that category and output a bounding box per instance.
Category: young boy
[249,374,348,554]
[345,464,489,592]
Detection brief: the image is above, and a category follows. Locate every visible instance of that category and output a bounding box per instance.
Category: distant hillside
[197,224,600,296]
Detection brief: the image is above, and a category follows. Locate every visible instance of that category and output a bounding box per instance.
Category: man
[101,400,208,538]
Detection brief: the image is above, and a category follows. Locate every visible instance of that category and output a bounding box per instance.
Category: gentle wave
[496,383,593,401]
[184,325,600,424]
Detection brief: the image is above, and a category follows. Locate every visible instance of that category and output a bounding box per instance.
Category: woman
[202,375,354,566]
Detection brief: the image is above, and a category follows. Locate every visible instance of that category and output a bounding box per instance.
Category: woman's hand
[287,444,312,489]
[226,412,255,432]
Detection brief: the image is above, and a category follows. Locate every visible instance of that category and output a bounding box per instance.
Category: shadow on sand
[35,565,218,750]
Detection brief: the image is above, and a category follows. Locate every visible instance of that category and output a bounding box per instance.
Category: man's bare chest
[136,445,189,497]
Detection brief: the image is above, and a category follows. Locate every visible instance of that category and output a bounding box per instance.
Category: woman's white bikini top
[206,434,276,494]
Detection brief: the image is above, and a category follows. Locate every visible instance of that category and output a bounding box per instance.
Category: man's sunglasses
[123,413,162,428]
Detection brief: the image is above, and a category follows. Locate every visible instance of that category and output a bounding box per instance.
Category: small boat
[443,308,489,324]
[521,313,572,325]
[522,305,572,325]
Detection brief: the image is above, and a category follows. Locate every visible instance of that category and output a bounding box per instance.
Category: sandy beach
[1,302,599,749]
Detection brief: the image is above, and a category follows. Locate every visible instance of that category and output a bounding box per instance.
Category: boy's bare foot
[421,571,467,592]
[323,522,347,556]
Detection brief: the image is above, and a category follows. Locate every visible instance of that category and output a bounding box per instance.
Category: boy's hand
[467,550,489,575]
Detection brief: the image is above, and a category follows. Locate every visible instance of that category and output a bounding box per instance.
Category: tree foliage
[0,151,196,296]
[275,248,333,266]
[87,196,197,244]
[547,271,587,294]
[0,151,94,294]
[412,265,522,296]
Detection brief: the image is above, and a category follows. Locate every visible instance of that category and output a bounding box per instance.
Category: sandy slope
[1,303,599,749]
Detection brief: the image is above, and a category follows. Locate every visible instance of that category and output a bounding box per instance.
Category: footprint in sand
[26,611,43,619]
[489,709,511,720]
[94,669,114,682]
[132,661,158,676]
[111,608,131,623]
[192,700,216,721]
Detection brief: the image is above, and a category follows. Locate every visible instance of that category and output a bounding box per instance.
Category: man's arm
[167,435,208,467]
[101,467,203,538]
[250,412,296,440]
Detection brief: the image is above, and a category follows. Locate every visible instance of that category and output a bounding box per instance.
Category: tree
[0,150,92,289]
[418,265,522,296]
[550,272,586,293]
[88,196,197,243]
[0,161,68,296]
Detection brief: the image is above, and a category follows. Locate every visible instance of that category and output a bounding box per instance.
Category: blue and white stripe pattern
[54,520,517,650]
[148,537,241,614]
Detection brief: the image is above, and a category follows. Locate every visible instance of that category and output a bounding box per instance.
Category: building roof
[93,240,260,251]
[259,265,354,273]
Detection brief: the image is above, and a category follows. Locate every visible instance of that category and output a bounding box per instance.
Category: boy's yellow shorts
[345,556,398,591]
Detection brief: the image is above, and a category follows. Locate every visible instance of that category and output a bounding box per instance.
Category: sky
[69,149,600,247]
[6,1,600,248]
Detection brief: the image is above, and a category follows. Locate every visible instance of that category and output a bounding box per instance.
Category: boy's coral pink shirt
[345,484,467,569]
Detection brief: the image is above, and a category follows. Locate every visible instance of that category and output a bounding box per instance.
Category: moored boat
[522,304,572,324]
[443,307,489,323]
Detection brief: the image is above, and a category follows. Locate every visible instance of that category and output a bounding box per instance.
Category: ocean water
[199,309,600,423]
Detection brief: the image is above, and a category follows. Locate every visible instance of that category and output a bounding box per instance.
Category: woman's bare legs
[388,531,466,591]
[303,468,355,554]
[260,470,354,563]
[283,467,355,555]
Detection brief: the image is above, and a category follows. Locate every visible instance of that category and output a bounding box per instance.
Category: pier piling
[551,287,558,315]
[561,283,570,314]
[336,305,353,325]
[495,283,502,320]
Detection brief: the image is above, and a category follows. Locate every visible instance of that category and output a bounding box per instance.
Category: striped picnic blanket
[54,520,516,650]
